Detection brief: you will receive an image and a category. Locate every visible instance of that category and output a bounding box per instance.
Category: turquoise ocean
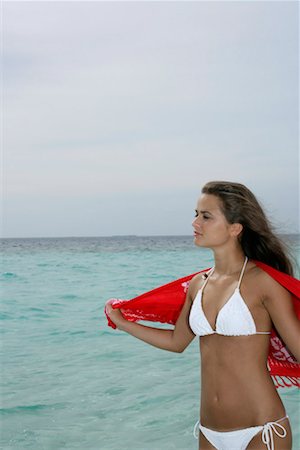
[1,235,300,450]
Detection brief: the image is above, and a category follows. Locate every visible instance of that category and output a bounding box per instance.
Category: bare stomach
[199,335,286,430]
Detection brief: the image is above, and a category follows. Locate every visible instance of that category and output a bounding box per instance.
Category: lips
[193,231,202,236]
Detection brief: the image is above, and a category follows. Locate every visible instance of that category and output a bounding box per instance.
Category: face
[192,194,240,249]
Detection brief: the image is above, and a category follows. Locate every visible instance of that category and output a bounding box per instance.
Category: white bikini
[189,256,271,337]
[189,257,289,450]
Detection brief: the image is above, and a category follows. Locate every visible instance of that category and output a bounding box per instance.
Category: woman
[106,181,300,450]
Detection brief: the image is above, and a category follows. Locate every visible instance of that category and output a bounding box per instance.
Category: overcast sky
[2,1,299,238]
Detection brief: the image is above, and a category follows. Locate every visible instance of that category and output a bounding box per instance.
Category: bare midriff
[199,334,286,430]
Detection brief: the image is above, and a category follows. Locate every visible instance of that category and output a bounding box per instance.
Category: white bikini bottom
[193,415,289,450]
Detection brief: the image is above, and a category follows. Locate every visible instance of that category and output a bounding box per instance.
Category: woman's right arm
[106,276,199,353]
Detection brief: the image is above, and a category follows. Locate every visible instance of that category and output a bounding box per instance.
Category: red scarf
[104,261,300,388]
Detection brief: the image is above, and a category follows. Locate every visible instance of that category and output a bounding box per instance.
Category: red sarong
[104,261,300,388]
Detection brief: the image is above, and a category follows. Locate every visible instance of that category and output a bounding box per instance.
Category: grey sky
[2,1,299,237]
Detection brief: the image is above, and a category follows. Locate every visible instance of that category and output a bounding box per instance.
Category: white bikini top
[189,257,271,336]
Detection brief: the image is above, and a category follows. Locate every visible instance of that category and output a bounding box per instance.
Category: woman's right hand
[105,300,127,329]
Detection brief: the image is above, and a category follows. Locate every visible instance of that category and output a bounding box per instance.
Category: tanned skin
[107,194,300,449]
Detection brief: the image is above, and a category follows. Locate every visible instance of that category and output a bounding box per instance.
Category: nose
[192,216,200,229]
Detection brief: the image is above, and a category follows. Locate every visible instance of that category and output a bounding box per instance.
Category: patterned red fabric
[104,261,300,388]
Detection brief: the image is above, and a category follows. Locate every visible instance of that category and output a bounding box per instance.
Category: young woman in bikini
[106,181,300,450]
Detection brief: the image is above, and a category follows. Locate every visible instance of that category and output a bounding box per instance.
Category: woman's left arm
[263,280,300,362]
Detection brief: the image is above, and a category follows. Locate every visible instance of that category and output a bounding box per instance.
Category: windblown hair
[202,181,294,276]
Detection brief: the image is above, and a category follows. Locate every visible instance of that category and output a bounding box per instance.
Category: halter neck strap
[237,256,248,288]
[202,257,248,291]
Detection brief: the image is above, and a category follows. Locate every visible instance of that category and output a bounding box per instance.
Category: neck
[212,246,246,275]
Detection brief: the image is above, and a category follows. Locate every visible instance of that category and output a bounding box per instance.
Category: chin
[194,235,216,249]
[194,236,206,247]
[194,242,203,248]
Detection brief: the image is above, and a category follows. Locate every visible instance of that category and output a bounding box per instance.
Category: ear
[230,223,243,237]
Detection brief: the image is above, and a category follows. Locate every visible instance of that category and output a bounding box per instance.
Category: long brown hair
[202,181,294,276]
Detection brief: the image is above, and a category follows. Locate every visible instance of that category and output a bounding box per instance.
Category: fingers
[105,298,117,315]
[105,303,114,315]
[105,298,117,307]
[105,303,120,318]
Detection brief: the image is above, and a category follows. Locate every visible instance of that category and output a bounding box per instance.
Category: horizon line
[1,233,299,240]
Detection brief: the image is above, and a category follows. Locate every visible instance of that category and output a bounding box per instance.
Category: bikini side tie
[193,420,200,439]
[261,417,288,450]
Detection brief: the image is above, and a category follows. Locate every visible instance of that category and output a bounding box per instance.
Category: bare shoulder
[249,263,300,362]
[188,272,208,302]
[247,262,292,301]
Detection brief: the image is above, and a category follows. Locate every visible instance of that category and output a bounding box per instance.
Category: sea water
[1,235,299,450]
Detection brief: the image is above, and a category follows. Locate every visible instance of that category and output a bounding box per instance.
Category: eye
[203,215,210,220]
